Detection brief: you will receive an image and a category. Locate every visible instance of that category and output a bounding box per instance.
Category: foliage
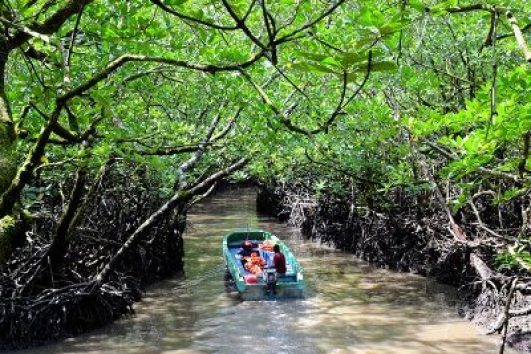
[494,248,531,271]
[0,0,529,298]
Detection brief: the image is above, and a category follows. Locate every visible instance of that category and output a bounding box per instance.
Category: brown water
[13,188,513,354]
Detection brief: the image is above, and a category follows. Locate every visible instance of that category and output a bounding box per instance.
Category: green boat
[223,228,304,300]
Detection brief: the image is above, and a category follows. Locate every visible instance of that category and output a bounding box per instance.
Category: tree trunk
[92,157,248,286]
[48,168,87,273]
[0,106,62,217]
[0,39,16,195]
[0,38,23,264]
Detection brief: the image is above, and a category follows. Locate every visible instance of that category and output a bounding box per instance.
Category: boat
[223,228,304,300]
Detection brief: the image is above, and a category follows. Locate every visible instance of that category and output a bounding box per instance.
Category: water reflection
[11,188,512,354]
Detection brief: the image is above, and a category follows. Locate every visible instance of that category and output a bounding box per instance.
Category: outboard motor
[264,267,277,294]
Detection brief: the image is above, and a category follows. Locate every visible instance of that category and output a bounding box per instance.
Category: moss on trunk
[0,211,29,263]
[0,149,16,194]
[0,215,17,262]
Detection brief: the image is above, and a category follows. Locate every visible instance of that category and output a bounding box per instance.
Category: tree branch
[148,0,238,30]
[418,137,522,183]
[506,11,531,63]
[7,0,94,51]
[275,0,347,44]
[57,52,266,103]
[220,0,267,50]
[91,157,248,286]
[443,4,494,14]
[0,105,63,217]
[175,113,223,189]
[64,0,87,83]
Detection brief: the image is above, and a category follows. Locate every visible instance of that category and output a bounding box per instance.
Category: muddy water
[14,188,512,354]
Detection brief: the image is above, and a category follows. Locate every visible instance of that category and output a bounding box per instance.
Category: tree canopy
[0,0,529,309]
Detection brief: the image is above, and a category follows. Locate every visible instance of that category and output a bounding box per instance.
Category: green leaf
[499,187,526,202]
[291,62,338,74]
[296,51,330,62]
[320,57,342,68]
[378,22,406,35]
[338,52,367,67]
[409,0,426,12]
[167,0,190,5]
[430,0,459,14]
[353,61,398,72]
[358,6,385,27]
[355,36,378,49]
[189,8,204,20]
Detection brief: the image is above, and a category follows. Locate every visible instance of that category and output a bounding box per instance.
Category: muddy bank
[256,183,531,352]
[256,183,472,282]
[0,167,185,350]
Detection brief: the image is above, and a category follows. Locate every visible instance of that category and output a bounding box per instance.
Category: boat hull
[223,228,304,300]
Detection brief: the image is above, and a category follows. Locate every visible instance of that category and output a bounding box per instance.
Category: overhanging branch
[58,53,266,103]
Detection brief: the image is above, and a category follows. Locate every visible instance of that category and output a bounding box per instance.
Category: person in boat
[245,252,266,275]
[238,240,254,265]
[273,244,286,276]
[270,244,286,295]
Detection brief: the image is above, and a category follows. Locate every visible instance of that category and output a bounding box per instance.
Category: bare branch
[506,11,531,62]
[320,50,373,133]
[176,113,223,189]
[64,0,87,83]
[92,157,248,286]
[148,0,238,30]
[443,4,494,14]
[220,0,266,50]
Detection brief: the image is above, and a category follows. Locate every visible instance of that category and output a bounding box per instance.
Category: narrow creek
[13,188,514,354]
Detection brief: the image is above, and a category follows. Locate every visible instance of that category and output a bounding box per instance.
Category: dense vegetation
[0,0,529,350]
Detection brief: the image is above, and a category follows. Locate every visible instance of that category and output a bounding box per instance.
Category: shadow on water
[10,188,515,354]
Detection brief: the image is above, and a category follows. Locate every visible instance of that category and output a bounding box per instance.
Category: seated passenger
[244,252,266,275]
[250,252,265,267]
[238,240,253,265]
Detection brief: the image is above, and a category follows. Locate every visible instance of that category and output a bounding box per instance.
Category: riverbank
[6,187,517,354]
[256,183,531,352]
[0,169,185,350]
